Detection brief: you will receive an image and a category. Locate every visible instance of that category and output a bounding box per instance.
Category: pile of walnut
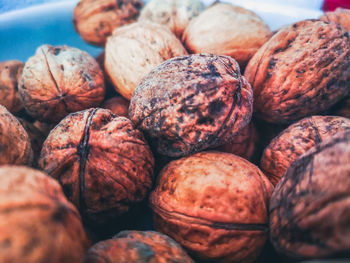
[0,1,350,262]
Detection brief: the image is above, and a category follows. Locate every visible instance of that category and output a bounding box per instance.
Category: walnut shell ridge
[129,54,253,157]
[320,8,350,31]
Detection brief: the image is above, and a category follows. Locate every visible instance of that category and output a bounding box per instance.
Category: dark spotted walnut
[320,8,350,31]
[129,54,253,157]
[0,105,33,165]
[270,130,350,259]
[84,230,194,263]
[260,116,350,186]
[102,96,129,118]
[150,151,273,263]
[39,108,154,224]
[19,45,105,123]
[0,60,24,114]
[245,20,350,124]
[0,166,89,263]
[73,0,143,46]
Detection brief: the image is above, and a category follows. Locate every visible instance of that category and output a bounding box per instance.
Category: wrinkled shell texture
[320,8,350,31]
[102,96,130,118]
[39,108,154,224]
[0,105,33,165]
[270,130,350,259]
[261,116,350,186]
[245,20,350,124]
[150,151,273,263]
[215,122,258,161]
[182,3,271,67]
[0,60,24,113]
[0,166,89,263]
[73,0,143,46]
[105,22,187,100]
[85,230,194,263]
[19,45,105,123]
[139,0,205,38]
[129,54,253,157]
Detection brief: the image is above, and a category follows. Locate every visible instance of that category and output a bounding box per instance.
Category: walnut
[0,105,33,165]
[102,96,129,118]
[0,166,89,263]
[138,0,205,38]
[84,231,194,263]
[270,130,350,259]
[129,54,253,157]
[260,116,350,186]
[150,151,273,263]
[320,7,350,31]
[73,0,143,46]
[0,60,24,114]
[105,22,188,100]
[39,108,154,224]
[19,45,105,123]
[182,3,272,68]
[244,20,350,124]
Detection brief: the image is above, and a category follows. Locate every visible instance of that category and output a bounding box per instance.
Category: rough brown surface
[245,20,350,124]
[73,0,143,46]
[39,108,154,224]
[0,105,33,165]
[102,96,129,118]
[270,130,350,259]
[19,45,105,123]
[320,8,350,31]
[150,151,273,263]
[183,3,271,68]
[139,0,205,38]
[105,22,187,100]
[0,166,89,263]
[129,54,253,157]
[261,116,350,186]
[85,231,194,263]
[0,60,24,114]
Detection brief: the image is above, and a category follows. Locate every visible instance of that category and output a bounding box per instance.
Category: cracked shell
[129,54,253,157]
[270,130,350,259]
[150,151,273,263]
[39,108,154,224]
[320,8,350,31]
[84,230,194,263]
[19,45,105,123]
[244,20,350,124]
[0,166,89,263]
[261,116,350,186]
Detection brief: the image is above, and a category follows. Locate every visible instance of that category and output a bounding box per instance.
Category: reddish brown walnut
[39,108,154,224]
[73,0,143,46]
[260,116,350,186]
[19,45,105,123]
[0,105,33,165]
[245,20,350,124]
[270,130,350,259]
[0,166,89,263]
[0,60,24,114]
[102,96,129,118]
[129,54,253,157]
[320,8,350,31]
[84,231,194,263]
[150,151,273,263]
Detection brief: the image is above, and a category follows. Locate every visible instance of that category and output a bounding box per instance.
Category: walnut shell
[105,22,188,100]
[138,0,205,38]
[0,60,24,114]
[0,105,33,165]
[182,3,272,68]
[39,108,154,224]
[85,230,194,263]
[129,54,253,157]
[261,116,350,186]
[73,0,143,46]
[270,130,350,259]
[244,20,350,124]
[19,45,105,123]
[102,96,129,118]
[320,8,350,31]
[150,151,273,263]
[0,166,89,263]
